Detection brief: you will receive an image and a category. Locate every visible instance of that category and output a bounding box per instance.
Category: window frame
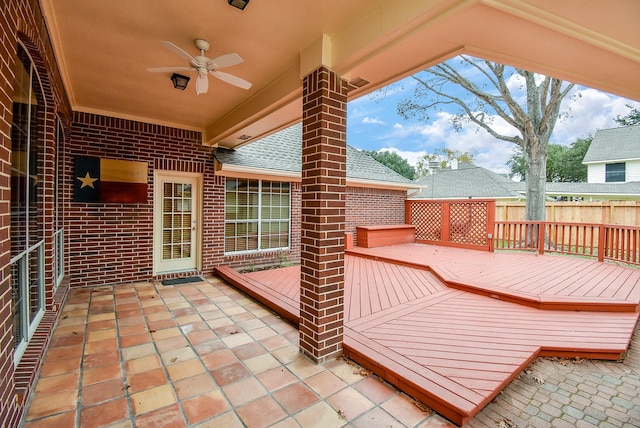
[605,162,625,183]
[224,178,291,255]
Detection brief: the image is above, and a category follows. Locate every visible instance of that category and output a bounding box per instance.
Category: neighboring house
[410,163,524,200]
[411,161,640,202]
[214,123,418,254]
[583,125,640,183]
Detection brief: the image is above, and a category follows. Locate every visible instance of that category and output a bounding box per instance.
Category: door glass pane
[162,180,193,260]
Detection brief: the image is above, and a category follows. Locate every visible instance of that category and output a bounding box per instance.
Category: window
[11,43,46,363]
[605,163,625,182]
[225,179,290,253]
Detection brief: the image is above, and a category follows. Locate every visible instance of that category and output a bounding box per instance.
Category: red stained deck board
[217,244,640,426]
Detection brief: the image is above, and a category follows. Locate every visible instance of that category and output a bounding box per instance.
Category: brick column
[299,66,348,363]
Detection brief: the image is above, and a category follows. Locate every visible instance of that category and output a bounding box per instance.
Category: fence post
[538,222,545,255]
[597,225,605,262]
[441,202,450,243]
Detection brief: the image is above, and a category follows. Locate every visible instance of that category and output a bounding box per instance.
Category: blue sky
[346,59,640,175]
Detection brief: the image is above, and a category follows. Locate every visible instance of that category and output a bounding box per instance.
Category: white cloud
[362,117,384,125]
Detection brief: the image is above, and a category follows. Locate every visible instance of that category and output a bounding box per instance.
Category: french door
[153,171,202,274]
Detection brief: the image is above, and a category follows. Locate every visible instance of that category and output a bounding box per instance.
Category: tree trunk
[523,139,547,247]
[524,140,547,221]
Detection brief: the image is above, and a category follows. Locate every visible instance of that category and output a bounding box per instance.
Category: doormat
[161,276,204,286]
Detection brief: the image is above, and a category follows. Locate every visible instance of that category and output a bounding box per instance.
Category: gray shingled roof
[214,123,414,186]
[582,125,640,163]
[410,164,523,199]
[514,181,640,196]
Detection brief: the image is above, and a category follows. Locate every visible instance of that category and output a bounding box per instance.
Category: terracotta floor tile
[124,354,162,376]
[351,406,400,428]
[182,390,230,425]
[210,362,250,386]
[43,343,83,360]
[285,358,326,381]
[257,366,298,391]
[39,356,81,377]
[155,335,189,353]
[49,334,84,348]
[148,318,177,331]
[197,410,244,428]
[86,319,117,331]
[82,362,122,386]
[305,370,348,398]
[79,397,129,428]
[222,376,267,407]
[294,401,346,428]
[271,345,303,365]
[381,393,431,427]
[260,335,292,351]
[213,324,242,338]
[174,372,217,401]
[84,337,119,355]
[353,376,399,404]
[326,358,370,385]
[128,367,168,393]
[272,382,319,414]
[150,326,182,341]
[236,395,287,428]
[25,389,78,420]
[120,332,152,348]
[86,328,117,342]
[81,378,126,406]
[83,349,121,369]
[244,353,282,374]
[175,314,202,325]
[187,326,218,345]
[34,372,79,394]
[166,358,206,381]
[201,349,238,370]
[134,403,187,428]
[118,315,146,327]
[268,418,302,428]
[22,410,76,428]
[194,338,225,356]
[131,384,176,416]
[232,341,266,360]
[121,343,156,360]
[236,317,265,331]
[160,345,197,366]
[326,387,375,420]
[248,326,277,341]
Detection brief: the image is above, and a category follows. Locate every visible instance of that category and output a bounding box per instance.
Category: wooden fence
[496,201,640,226]
[406,199,640,266]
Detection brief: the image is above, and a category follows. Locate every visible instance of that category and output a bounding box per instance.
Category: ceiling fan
[147,39,252,94]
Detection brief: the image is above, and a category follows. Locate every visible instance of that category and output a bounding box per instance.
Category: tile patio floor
[23,275,640,427]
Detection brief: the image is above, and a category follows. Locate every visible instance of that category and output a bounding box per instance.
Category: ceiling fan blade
[147,66,195,73]
[210,70,252,90]
[195,74,209,95]
[207,53,243,70]
[161,41,198,67]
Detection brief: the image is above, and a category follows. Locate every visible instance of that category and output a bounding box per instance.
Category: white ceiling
[40,0,640,148]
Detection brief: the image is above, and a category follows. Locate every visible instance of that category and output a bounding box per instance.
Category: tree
[508,137,590,182]
[614,104,640,126]
[363,150,416,180]
[415,148,474,178]
[397,55,575,221]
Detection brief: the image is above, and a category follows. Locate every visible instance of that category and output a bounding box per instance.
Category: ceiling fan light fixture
[228,0,249,10]
[171,73,190,90]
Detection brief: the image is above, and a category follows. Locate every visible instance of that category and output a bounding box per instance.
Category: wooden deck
[215,244,640,426]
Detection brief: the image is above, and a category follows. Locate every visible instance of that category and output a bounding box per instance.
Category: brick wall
[66,112,302,285]
[346,186,407,242]
[1,1,72,426]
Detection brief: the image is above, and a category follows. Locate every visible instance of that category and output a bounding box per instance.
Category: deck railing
[405,199,640,267]
[494,221,640,266]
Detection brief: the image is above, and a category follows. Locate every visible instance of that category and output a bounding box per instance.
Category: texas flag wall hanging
[74,156,148,203]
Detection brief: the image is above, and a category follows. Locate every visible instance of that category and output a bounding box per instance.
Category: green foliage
[508,137,591,182]
[614,104,640,126]
[415,148,475,178]
[364,150,416,180]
